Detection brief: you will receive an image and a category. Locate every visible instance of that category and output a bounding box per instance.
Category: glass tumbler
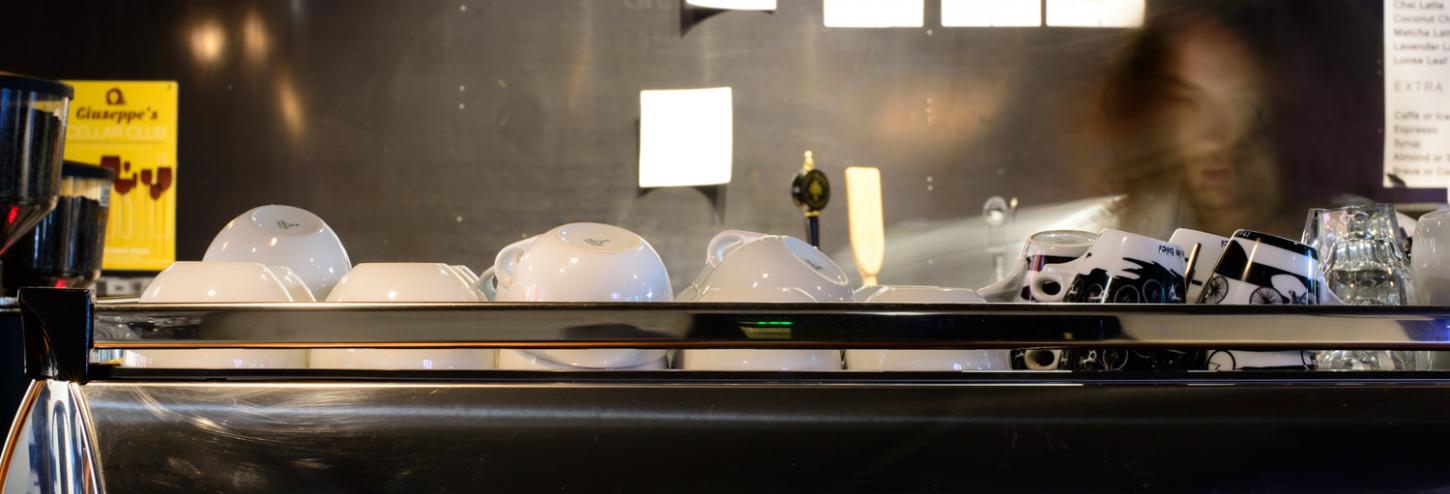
[1307,203,1426,370]
[1315,204,1414,305]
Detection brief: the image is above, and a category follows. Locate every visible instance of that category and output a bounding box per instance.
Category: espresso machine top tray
[9,288,1450,493]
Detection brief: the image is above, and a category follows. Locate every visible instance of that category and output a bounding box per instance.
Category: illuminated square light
[638,87,733,188]
[823,0,924,28]
[1045,0,1145,28]
[686,0,776,10]
[942,0,1041,27]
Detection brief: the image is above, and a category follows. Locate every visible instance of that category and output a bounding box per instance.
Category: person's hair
[1096,1,1279,236]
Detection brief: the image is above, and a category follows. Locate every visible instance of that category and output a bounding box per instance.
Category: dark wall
[0,0,1404,287]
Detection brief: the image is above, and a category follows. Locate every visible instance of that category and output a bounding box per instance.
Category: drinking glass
[1315,204,1414,305]
[1306,203,1426,370]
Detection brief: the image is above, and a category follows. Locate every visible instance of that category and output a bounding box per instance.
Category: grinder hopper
[0,73,74,291]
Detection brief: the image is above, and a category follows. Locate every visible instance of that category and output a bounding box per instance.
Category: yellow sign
[62,81,178,271]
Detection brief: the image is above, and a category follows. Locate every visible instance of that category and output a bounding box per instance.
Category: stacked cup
[486,223,673,370]
[845,286,1010,371]
[311,263,491,370]
[676,231,851,371]
[126,261,310,368]
[1176,228,1320,370]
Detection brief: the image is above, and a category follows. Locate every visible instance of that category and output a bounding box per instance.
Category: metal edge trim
[0,380,41,488]
[68,383,104,493]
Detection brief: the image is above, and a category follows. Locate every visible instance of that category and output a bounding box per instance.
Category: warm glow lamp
[845,166,884,286]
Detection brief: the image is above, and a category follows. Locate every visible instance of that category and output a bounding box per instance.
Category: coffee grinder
[0,73,74,296]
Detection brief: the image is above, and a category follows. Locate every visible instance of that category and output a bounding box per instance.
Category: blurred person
[1097,2,1300,239]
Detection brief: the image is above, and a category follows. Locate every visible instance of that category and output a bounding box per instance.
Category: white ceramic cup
[483,223,672,370]
[203,204,352,299]
[845,286,1011,371]
[449,265,487,300]
[268,265,316,302]
[1029,229,1187,304]
[497,350,668,370]
[681,289,843,371]
[1168,228,1230,304]
[1195,230,1320,370]
[979,230,1096,302]
[685,231,853,302]
[678,235,849,371]
[313,263,491,370]
[1413,209,1450,305]
[1195,230,1320,305]
[127,262,308,369]
[486,223,672,302]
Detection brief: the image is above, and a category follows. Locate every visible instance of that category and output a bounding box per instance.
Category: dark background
[0,0,1416,288]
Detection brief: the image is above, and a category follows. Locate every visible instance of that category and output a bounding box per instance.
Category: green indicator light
[744,321,793,326]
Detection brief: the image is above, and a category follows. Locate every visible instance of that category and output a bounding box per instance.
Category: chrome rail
[90,302,1450,350]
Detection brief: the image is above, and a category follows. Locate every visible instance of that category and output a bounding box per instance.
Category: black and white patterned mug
[1196,230,1320,305]
[1029,229,1187,304]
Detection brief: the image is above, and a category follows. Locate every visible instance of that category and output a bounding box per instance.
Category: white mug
[1029,229,1187,304]
[845,286,1011,371]
[677,232,850,371]
[1196,230,1320,305]
[484,223,672,370]
[497,350,668,370]
[680,288,843,371]
[313,263,492,370]
[486,223,672,302]
[202,204,352,299]
[675,230,766,301]
[979,230,1096,302]
[1196,230,1320,370]
[128,262,308,369]
[683,231,853,302]
[449,265,487,300]
[1168,228,1230,304]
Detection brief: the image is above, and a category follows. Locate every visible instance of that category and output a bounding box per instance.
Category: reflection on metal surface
[71,380,1450,492]
[81,301,1450,351]
[1,381,100,494]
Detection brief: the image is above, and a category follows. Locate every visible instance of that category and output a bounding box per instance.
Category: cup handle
[492,236,537,292]
[978,258,1028,302]
[478,267,497,301]
[707,230,759,267]
[1028,263,1073,303]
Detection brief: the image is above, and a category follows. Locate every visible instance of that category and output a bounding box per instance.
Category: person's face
[1160,25,1279,212]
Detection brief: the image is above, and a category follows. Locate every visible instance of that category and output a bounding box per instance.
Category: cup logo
[1063,257,1185,303]
[275,220,300,230]
[802,258,825,272]
[583,238,610,247]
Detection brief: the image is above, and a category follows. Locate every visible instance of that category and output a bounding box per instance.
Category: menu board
[62,81,178,271]
[1384,0,1450,189]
